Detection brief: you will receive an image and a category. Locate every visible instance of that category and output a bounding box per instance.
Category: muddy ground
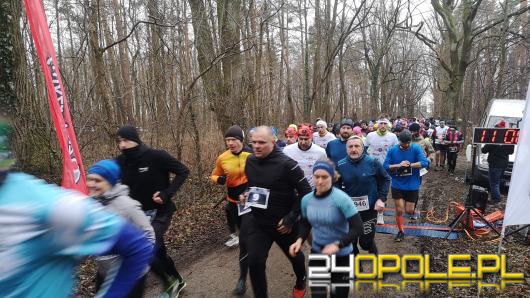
[79,153,530,297]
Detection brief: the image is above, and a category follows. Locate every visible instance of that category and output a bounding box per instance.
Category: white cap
[316,120,327,127]
[378,118,390,125]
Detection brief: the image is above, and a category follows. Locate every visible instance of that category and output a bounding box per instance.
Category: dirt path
[145,205,421,298]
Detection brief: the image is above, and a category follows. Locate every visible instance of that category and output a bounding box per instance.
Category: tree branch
[101,19,178,53]
[471,4,530,40]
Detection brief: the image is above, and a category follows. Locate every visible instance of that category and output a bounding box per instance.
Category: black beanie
[340,118,354,129]
[117,125,142,144]
[224,125,244,142]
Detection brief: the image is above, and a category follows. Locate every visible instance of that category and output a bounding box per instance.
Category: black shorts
[391,188,419,203]
[434,144,448,151]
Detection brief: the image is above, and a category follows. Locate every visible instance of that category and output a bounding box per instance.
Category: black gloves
[281,212,299,230]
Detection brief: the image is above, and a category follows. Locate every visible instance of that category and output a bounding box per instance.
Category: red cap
[298,125,313,138]
[495,120,506,128]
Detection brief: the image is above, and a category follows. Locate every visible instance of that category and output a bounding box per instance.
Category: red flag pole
[23,0,87,193]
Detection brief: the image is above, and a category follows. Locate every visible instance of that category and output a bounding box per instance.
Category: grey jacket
[94,183,155,275]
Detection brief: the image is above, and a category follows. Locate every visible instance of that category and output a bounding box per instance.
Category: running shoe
[161,276,187,298]
[376,212,385,225]
[292,285,306,298]
[232,278,246,296]
[170,279,187,298]
[394,231,405,242]
[224,233,239,247]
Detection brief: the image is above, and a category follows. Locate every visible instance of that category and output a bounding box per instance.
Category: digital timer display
[472,128,520,144]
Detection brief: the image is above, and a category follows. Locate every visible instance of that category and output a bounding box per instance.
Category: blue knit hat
[312,160,335,177]
[88,160,121,186]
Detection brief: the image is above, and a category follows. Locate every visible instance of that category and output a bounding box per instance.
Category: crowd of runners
[210,116,467,297]
[0,114,469,298]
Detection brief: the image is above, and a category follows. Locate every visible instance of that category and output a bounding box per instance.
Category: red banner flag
[24,0,87,193]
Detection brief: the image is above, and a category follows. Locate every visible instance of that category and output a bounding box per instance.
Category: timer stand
[445,144,502,239]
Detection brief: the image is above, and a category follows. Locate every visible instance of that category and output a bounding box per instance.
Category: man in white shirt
[312,120,336,149]
[365,118,399,225]
[365,118,399,165]
[284,125,327,188]
[432,120,449,171]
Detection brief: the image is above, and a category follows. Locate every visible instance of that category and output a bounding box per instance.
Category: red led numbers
[473,128,520,144]
[481,129,487,143]
[503,129,518,144]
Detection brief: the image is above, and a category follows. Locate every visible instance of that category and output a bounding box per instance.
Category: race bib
[247,187,270,209]
[238,202,252,216]
[396,166,412,177]
[351,195,369,212]
[448,146,458,153]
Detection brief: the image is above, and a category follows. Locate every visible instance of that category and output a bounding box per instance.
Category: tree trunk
[111,0,135,124]
[87,0,115,134]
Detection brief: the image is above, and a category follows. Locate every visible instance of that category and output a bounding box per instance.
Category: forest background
[1,0,529,185]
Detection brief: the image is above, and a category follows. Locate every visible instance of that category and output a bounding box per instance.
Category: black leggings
[151,210,181,286]
[237,213,249,281]
[242,215,306,298]
[352,209,378,255]
[447,151,458,172]
[308,253,350,298]
[225,201,240,234]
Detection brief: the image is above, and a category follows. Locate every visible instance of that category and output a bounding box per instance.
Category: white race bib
[247,187,270,209]
[351,195,369,212]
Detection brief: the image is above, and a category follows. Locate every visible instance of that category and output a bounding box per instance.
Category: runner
[88,160,156,298]
[360,120,370,136]
[409,123,435,163]
[240,126,311,298]
[352,126,365,141]
[290,159,363,298]
[444,126,464,174]
[116,125,189,297]
[383,130,430,242]
[432,120,449,171]
[210,125,251,295]
[284,125,327,188]
[0,119,153,297]
[337,136,391,256]
[248,127,257,149]
[364,118,398,225]
[312,120,336,149]
[407,122,435,221]
[285,127,298,146]
[325,119,354,166]
[365,118,399,165]
[272,127,287,150]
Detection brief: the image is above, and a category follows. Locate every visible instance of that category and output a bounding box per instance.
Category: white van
[467,99,526,188]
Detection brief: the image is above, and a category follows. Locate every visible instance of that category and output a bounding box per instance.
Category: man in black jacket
[116,125,189,297]
[481,121,515,204]
[240,126,312,298]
